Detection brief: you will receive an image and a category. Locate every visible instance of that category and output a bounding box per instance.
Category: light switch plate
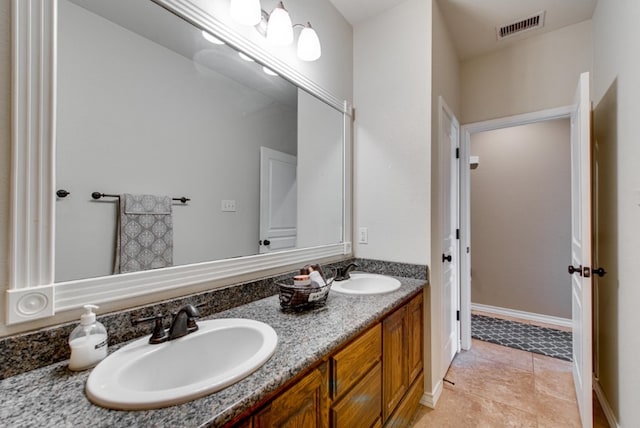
[221,200,236,212]
[359,227,368,244]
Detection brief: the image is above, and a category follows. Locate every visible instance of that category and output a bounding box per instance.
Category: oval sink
[86,318,278,410]
[331,273,401,295]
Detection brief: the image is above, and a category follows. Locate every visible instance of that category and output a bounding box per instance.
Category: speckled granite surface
[0,259,428,380]
[0,276,425,428]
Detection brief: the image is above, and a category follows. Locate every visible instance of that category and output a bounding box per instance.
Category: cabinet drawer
[331,362,382,428]
[331,324,381,399]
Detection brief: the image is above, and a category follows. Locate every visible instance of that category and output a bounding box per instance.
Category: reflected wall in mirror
[55,0,344,282]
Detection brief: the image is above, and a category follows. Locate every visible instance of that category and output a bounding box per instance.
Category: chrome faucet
[335,263,359,281]
[168,304,200,340]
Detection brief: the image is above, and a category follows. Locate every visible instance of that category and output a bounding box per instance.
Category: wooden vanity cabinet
[253,363,328,428]
[242,291,424,428]
[329,324,382,428]
[383,293,424,423]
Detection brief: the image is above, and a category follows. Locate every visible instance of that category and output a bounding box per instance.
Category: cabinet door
[330,362,381,428]
[382,307,408,421]
[255,364,328,428]
[406,294,424,385]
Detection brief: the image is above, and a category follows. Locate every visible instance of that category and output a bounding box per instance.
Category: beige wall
[429,0,460,394]
[470,119,571,318]
[461,20,593,124]
[353,0,431,265]
[592,0,640,425]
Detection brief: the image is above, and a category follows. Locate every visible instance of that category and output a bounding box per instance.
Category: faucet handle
[132,314,168,344]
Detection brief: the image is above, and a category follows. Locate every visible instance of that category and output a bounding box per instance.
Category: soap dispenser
[68,304,108,371]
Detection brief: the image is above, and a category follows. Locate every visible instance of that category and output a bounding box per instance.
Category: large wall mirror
[7,0,351,324]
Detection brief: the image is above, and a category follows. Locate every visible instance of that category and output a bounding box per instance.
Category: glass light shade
[297,23,321,61]
[201,30,225,45]
[266,2,293,46]
[230,0,262,26]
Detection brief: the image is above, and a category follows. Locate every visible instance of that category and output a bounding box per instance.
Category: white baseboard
[594,378,620,428]
[419,379,442,409]
[471,303,572,328]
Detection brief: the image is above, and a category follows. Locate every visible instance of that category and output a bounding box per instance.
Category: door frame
[458,105,574,349]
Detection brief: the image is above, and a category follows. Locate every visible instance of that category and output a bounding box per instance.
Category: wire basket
[277,269,335,312]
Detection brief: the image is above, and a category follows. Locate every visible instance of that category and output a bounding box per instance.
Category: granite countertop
[0,276,425,428]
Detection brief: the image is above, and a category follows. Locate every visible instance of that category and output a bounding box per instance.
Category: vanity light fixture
[201,30,225,45]
[229,0,322,61]
[266,2,293,45]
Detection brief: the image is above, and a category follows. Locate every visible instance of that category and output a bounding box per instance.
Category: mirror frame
[6,0,352,324]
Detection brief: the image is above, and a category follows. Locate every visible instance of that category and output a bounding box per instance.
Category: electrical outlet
[221,200,236,212]
[358,227,368,244]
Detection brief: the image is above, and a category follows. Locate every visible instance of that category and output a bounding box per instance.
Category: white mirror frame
[7,0,352,325]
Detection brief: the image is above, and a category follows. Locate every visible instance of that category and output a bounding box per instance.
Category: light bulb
[297,22,321,61]
[230,0,261,26]
[267,2,293,46]
[201,30,225,45]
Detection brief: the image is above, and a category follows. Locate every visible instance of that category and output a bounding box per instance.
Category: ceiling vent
[496,11,545,40]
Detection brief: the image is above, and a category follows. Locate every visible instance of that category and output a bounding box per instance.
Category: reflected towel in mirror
[114,194,173,274]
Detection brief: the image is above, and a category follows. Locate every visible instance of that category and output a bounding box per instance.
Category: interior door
[569,72,593,428]
[440,97,460,375]
[259,147,297,254]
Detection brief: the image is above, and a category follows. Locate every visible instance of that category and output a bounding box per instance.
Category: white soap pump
[68,304,108,371]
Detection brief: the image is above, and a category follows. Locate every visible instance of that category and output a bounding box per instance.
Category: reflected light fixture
[262,66,278,76]
[230,0,262,26]
[238,52,255,62]
[201,30,225,45]
[229,0,322,61]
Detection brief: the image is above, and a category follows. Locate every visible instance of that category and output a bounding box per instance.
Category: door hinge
[456,229,460,240]
[456,310,460,321]
[455,148,460,159]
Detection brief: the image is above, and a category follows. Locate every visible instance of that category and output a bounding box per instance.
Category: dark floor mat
[471,314,572,361]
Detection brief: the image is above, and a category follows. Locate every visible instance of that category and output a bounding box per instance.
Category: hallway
[410,339,609,427]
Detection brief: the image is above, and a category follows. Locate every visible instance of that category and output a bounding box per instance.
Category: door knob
[442,254,452,263]
[568,265,582,276]
[263,239,271,246]
[593,267,607,277]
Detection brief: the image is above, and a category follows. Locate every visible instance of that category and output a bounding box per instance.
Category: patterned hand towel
[114,194,173,274]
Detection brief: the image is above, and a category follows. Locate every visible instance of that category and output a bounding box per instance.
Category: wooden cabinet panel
[331,324,381,399]
[384,372,424,428]
[255,364,328,428]
[330,362,382,428]
[406,294,424,385]
[382,306,408,421]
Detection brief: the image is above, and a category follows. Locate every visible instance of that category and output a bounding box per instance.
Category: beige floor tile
[468,338,534,372]
[445,349,536,414]
[533,354,577,402]
[411,384,537,428]
[535,391,581,428]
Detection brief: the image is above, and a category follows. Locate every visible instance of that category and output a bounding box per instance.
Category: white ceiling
[329,0,598,60]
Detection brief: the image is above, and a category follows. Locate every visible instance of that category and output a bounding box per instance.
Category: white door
[259,147,297,254]
[440,97,460,375]
[569,72,593,428]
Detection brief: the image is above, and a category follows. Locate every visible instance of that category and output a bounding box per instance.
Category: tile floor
[410,319,610,427]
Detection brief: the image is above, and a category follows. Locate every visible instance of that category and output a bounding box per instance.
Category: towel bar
[91,192,190,204]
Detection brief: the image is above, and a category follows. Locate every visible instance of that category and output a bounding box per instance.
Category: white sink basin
[86,318,278,410]
[331,273,401,295]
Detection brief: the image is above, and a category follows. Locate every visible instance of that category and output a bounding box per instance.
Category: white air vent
[496,11,545,40]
